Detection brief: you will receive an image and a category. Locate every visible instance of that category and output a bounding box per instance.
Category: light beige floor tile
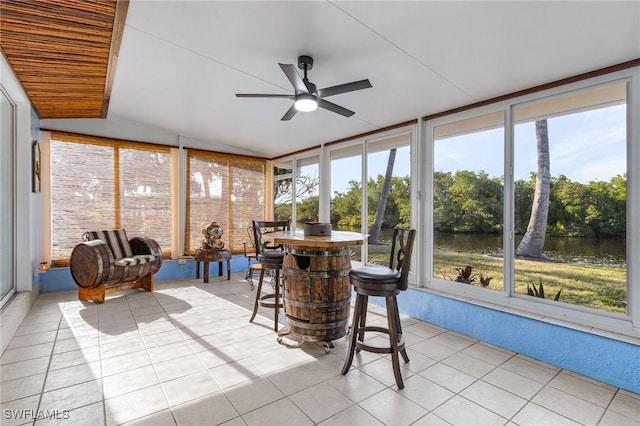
[35,401,105,426]
[172,391,238,425]
[410,413,451,426]
[399,374,455,411]
[410,340,459,361]
[39,379,103,413]
[153,354,207,382]
[289,382,354,423]
[532,386,605,425]
[121,408,176,426]
[241,397,312,426]
[44,360,101,391]
[460,342,514,366]
[142,329,186,349]
[0,394,40,426]
[608,391,640,420]
[358,388,428,426]
[326,368,386,403]
[209,359,259,389]
[224,376,285,415]
[0,342,54,365]
[428,331,477,351]
[103,365,158,399]
[7,330,58,350]
[105,384,169,426]
[433,395,506,426]
[319,404,385,426]
[101,349,151,377]
[1,356,50,382]
[0,373,46,403]
[482,367,544,399]
[14,320,59,336]
[402,350,438,374]
[100,338,146,360]
[441,351,496,378]
[461,380,527,419]
[500,355,559,384]
[548,371,615,407]
[161,370,220,406]
[511,402,577,426]
[357,356,414,388]
[268,364,325,396]
[418,362,476,393]
[599,408,640,426]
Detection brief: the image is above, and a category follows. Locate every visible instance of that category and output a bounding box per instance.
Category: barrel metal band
[287,247,350,257]
[284,298,351,309]
[282,268,350,279]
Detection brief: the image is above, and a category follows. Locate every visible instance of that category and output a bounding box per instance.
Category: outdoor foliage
[432,170,626,238]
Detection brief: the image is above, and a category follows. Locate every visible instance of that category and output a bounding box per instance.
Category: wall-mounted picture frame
[32,140,41,193]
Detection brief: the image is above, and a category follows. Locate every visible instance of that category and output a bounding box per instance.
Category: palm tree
[516,119,550,258]
[369,148,396,244]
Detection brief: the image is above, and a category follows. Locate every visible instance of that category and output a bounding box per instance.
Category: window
[330,144,363,261]
[367,135,411,264]
[427,71,637,335]
[513,82,627,313]
[432,111,505,291]
[49,133,172,264]
[0,89,14,306]
[186,150,265,254]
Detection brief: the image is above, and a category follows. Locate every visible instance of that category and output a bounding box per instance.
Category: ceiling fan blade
[316,79,372,98]
[281,104,297,121]
[236,94,294,99]
[279,63,313,94]
[317,99,355,118]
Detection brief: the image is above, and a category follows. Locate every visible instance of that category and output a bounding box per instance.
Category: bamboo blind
[0,0,126,119]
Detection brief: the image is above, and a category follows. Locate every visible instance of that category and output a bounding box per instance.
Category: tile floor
[1,274,639,426]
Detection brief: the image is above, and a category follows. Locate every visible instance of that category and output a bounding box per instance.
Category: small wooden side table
[195,248,231,283]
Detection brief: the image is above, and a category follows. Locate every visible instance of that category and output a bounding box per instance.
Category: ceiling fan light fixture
[294,94,317,112]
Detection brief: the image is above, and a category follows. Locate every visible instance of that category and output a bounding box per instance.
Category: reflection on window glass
[330,147,362,262]
[433,111,505,291]
[274,160,293,222]
[513,83,627,313]
[295,156,319,226]
[367,137,410,265]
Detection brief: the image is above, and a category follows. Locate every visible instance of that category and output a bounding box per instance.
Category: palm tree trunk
[516,119,551,257]
[369,148,396,244]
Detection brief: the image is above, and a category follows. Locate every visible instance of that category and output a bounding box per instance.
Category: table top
[195,248,231,260]
[266,230,369,249]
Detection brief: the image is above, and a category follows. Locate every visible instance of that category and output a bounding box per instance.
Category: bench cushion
[114,254,156,267]
[85,229,133,260]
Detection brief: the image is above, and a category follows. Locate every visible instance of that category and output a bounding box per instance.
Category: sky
[326,103,626,195]
[435,104,627,184]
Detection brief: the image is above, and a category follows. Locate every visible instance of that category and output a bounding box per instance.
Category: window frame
[422,68,640,339]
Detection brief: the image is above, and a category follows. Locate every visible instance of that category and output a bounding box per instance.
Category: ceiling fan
[236,55,372,121]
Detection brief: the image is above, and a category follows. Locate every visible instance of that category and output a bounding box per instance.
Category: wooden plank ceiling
[0,0,127,119]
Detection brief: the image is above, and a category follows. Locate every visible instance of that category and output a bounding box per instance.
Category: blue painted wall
[39,256,253,294]
[39,258,639,394]
[391,290,640,395]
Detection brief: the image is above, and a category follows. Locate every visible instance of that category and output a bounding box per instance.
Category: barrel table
[265,230,368,350]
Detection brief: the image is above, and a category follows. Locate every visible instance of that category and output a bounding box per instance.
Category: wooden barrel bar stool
[341,227,416,389]
[249,220,290,331]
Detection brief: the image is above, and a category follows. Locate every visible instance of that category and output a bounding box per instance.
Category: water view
[435,232,626,268]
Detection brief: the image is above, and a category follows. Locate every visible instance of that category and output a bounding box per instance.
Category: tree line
[278,170,626,239]
[435,170,626,238]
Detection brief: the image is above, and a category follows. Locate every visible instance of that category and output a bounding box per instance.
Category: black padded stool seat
[341,227,416,389]
[249,220,290,331]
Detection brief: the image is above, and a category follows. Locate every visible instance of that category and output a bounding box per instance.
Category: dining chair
[249,220,290,331]
[341,227,416,389]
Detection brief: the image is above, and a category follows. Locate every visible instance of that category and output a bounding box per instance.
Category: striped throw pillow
[86,229,134,260]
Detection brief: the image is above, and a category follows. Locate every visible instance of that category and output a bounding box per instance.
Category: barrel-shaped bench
[70,229,162,303]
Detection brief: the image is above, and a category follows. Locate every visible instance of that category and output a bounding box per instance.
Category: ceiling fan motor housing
[298,55,313,71]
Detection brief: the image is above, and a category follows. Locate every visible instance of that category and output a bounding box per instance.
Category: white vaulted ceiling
[40,1,640,158]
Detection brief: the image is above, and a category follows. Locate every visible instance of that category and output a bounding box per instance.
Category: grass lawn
[433,248,627,313]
